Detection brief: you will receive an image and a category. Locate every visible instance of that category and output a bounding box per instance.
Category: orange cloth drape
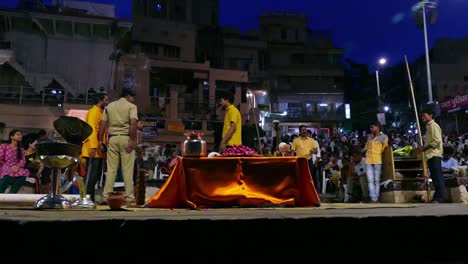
[146,156,321,208]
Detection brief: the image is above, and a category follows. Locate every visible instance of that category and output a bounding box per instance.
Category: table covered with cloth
[146,156,321,208]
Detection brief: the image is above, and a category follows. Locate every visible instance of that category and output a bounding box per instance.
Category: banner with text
[440,92,468,113]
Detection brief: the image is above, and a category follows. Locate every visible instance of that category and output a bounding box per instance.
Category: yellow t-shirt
[81,105,106,158]
[365,133,388,165]
[222,104,242,146]
[292,137,319,160]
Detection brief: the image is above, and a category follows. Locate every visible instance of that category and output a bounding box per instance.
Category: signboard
[440,92,468,113]
[142,119,162,139]
[168,121,185,133]
[377,113,386,125]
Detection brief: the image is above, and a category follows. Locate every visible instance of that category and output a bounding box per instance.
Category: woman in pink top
[0,129,30,193]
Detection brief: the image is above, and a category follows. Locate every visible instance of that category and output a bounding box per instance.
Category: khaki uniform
[102,98,138,199]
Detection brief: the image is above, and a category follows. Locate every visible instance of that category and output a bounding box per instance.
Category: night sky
[2,0,468,69]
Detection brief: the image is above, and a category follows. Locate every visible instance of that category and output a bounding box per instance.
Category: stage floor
[2,202,468,262]
[1,202,468,221]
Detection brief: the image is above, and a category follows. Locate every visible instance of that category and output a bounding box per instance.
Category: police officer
[98,88,138,204]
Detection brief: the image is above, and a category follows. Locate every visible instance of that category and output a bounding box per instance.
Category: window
[163,45,180,58]
[75,22,91,37]
[281,29,287,40]
[239,59,250,71]
[55,20,73,36]
[171,0,187,21]
[291,53,304,64]
[94,24,110,39]
[141,42,159,56]
[229,58,237,69]
[318,103,328,112]
[464,75,468,82]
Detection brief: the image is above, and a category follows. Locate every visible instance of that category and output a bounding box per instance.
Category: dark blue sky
[2,0,468,69]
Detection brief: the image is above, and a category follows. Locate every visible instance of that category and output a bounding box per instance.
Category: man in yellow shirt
[364,121,388,203]
[219,91,242,152]
[292,125,319,187]
[420,107,445,203]
[81,93,109,202]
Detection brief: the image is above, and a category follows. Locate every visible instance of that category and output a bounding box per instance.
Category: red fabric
[146,156,321,208]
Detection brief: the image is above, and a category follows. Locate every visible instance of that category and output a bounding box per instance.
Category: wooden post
[404,55,430,201]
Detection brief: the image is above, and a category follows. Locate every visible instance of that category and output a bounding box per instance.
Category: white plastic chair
[322,170,330,194]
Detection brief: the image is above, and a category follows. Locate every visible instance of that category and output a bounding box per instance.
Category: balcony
[0,85,97,106]
[266,110,346,122]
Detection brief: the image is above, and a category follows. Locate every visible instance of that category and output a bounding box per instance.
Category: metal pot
[182,131,207,157]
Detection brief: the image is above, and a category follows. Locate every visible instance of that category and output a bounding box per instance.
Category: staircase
[0,40,14,66]
[7,58,75,96]
[1,40,75,95]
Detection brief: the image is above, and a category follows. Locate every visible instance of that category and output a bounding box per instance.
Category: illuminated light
[262,91,267,96]
[319,103,328,107]
[379,58,387,66]
[345,104,351,119]
[384,106,390,112]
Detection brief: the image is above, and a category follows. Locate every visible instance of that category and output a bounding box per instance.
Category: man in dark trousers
[81,93,109,201]
[420,107,445,203]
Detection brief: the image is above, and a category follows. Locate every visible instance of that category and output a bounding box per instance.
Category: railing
[0,85,95,105]
[0,40,13,50]
[266,110,346,122]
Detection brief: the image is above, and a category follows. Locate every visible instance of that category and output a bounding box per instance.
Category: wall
[132,16,197,62]
[0,104,64,139]
[5,30,115,96]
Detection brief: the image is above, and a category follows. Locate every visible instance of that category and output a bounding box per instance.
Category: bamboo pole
[404,55,430,202]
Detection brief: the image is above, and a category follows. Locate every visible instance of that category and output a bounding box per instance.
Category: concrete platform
[1,203,467,262]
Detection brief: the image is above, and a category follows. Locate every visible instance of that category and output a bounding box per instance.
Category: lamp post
[375,57,387,110]
[412,0,437,104]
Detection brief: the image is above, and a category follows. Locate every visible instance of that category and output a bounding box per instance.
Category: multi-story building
[126,0,249,150]
[222,12,346,141]
[428,38,468,134]
[0,0,131,136]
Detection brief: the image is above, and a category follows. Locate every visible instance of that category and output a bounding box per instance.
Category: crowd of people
[0,89,466,205]
[266,108,468,203]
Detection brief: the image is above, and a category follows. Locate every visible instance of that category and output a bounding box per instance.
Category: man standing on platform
[364,121,388,203]
[219,91,242,152]
[292,125,319,188]
[98,88,138,204]
[420,107,445,203]
[81,93,109,202]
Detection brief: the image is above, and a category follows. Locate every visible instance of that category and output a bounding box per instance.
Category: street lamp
[412,0,437,104]
[375,57,387,110]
